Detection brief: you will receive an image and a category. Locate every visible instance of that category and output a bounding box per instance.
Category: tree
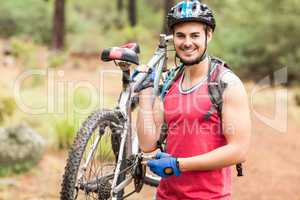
[162,0,175,34]
[209,0,300,85]
[52,0,65,50]
[235,0,300,85]
[115,0,124,28]
[128,0,137,27]
[117,0,123,12]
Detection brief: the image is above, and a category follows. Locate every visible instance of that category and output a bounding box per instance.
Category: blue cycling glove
[131,68,156,92]
[155,151,171,159]
[147,152,181,178]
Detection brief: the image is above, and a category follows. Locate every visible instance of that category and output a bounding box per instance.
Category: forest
[0,1,300,199]
[1,0,299,84]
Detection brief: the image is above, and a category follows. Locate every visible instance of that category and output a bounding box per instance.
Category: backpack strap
[160,63,184,100]
[157,64,185,152]
[205,56,244,177]
[203,57,229,120]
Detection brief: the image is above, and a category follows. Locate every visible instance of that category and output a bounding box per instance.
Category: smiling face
[173,21,212,66]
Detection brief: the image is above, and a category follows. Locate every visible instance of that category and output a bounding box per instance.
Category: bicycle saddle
[101,43,140,65]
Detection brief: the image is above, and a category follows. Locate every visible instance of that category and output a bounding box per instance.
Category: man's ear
[207,29,213,43]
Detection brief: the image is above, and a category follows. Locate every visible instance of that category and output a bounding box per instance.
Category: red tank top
[157,73,232,200]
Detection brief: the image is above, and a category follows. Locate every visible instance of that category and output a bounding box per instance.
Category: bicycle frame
[110,34,173,199]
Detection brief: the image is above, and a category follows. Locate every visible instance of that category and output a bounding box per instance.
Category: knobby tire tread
[60,109,125,200]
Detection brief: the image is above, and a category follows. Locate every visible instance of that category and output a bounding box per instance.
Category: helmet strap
[197,25,208,63]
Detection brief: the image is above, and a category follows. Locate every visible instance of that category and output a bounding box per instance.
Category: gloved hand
[131,67,156,92]
[147,152,181,178]
[155,151,171,159]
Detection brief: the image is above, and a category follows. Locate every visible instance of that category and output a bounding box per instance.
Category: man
[136,0,251,199]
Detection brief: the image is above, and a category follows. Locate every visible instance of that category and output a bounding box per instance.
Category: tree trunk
[117,0,123,11]
[162,0,175,34]
[115,0,124,28]
[128,0,137,27]
[52,0,65,50]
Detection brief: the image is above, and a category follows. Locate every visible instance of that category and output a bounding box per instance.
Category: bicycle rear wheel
[60,109,127,200]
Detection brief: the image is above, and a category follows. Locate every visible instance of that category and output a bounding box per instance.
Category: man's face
[173,22,212,66]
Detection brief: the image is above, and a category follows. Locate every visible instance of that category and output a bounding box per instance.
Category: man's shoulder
[219,69,243,88]
[210,56,229,68]
[209,55,243,87]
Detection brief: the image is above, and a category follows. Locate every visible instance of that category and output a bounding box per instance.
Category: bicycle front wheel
[60,109,127,200]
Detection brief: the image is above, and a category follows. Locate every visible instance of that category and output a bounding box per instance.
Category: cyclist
[136,0,251,199]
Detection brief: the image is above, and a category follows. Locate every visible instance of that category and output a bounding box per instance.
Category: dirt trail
[232,106,300,200]
[0,149,156,200]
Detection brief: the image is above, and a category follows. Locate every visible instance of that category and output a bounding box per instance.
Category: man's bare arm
[136,88,164,152]
[177,78,251,172]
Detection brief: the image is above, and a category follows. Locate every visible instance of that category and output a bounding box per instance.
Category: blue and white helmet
[167,0,216,31]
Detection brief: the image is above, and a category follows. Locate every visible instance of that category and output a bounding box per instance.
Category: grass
[0,97,16,125]
[10,37,40,69]
[84,129,115,162]
[0,160,38,177]
[0,66,118,150]
[54,118,76,149]
[48,51,68,68]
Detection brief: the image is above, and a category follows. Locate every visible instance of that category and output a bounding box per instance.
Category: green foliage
[10,38,35,58]
[66,0,162,54]
[54,119,76,149]
[209,0,300,84]
[0,0,52,44]
[73,88,93,110]
[85,132,115,162]
[9,38,44,87]
[0,97,16,125]
[48,52,67,68]
[0,160,37,177]
[51,86,98,149]
[10,37,39,69]
[97,134,115,162]
[1,0,299,84]
[0,84,16,125]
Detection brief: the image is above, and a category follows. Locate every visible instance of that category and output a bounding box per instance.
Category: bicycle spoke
[73,123,118,199]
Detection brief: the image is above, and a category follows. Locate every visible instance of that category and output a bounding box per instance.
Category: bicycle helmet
[167,0,216,31]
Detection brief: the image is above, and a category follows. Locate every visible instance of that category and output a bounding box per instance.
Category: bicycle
[60,34,173,200]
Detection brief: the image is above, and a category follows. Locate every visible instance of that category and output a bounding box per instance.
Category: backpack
[159,56,243,176]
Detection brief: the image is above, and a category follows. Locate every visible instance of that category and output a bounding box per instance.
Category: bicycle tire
[60,109,127,200]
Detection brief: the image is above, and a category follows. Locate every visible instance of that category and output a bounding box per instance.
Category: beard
[176,50,207,66]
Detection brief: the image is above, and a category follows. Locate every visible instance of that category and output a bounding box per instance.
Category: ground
[0,49,300,199]
[1,105,300,200]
